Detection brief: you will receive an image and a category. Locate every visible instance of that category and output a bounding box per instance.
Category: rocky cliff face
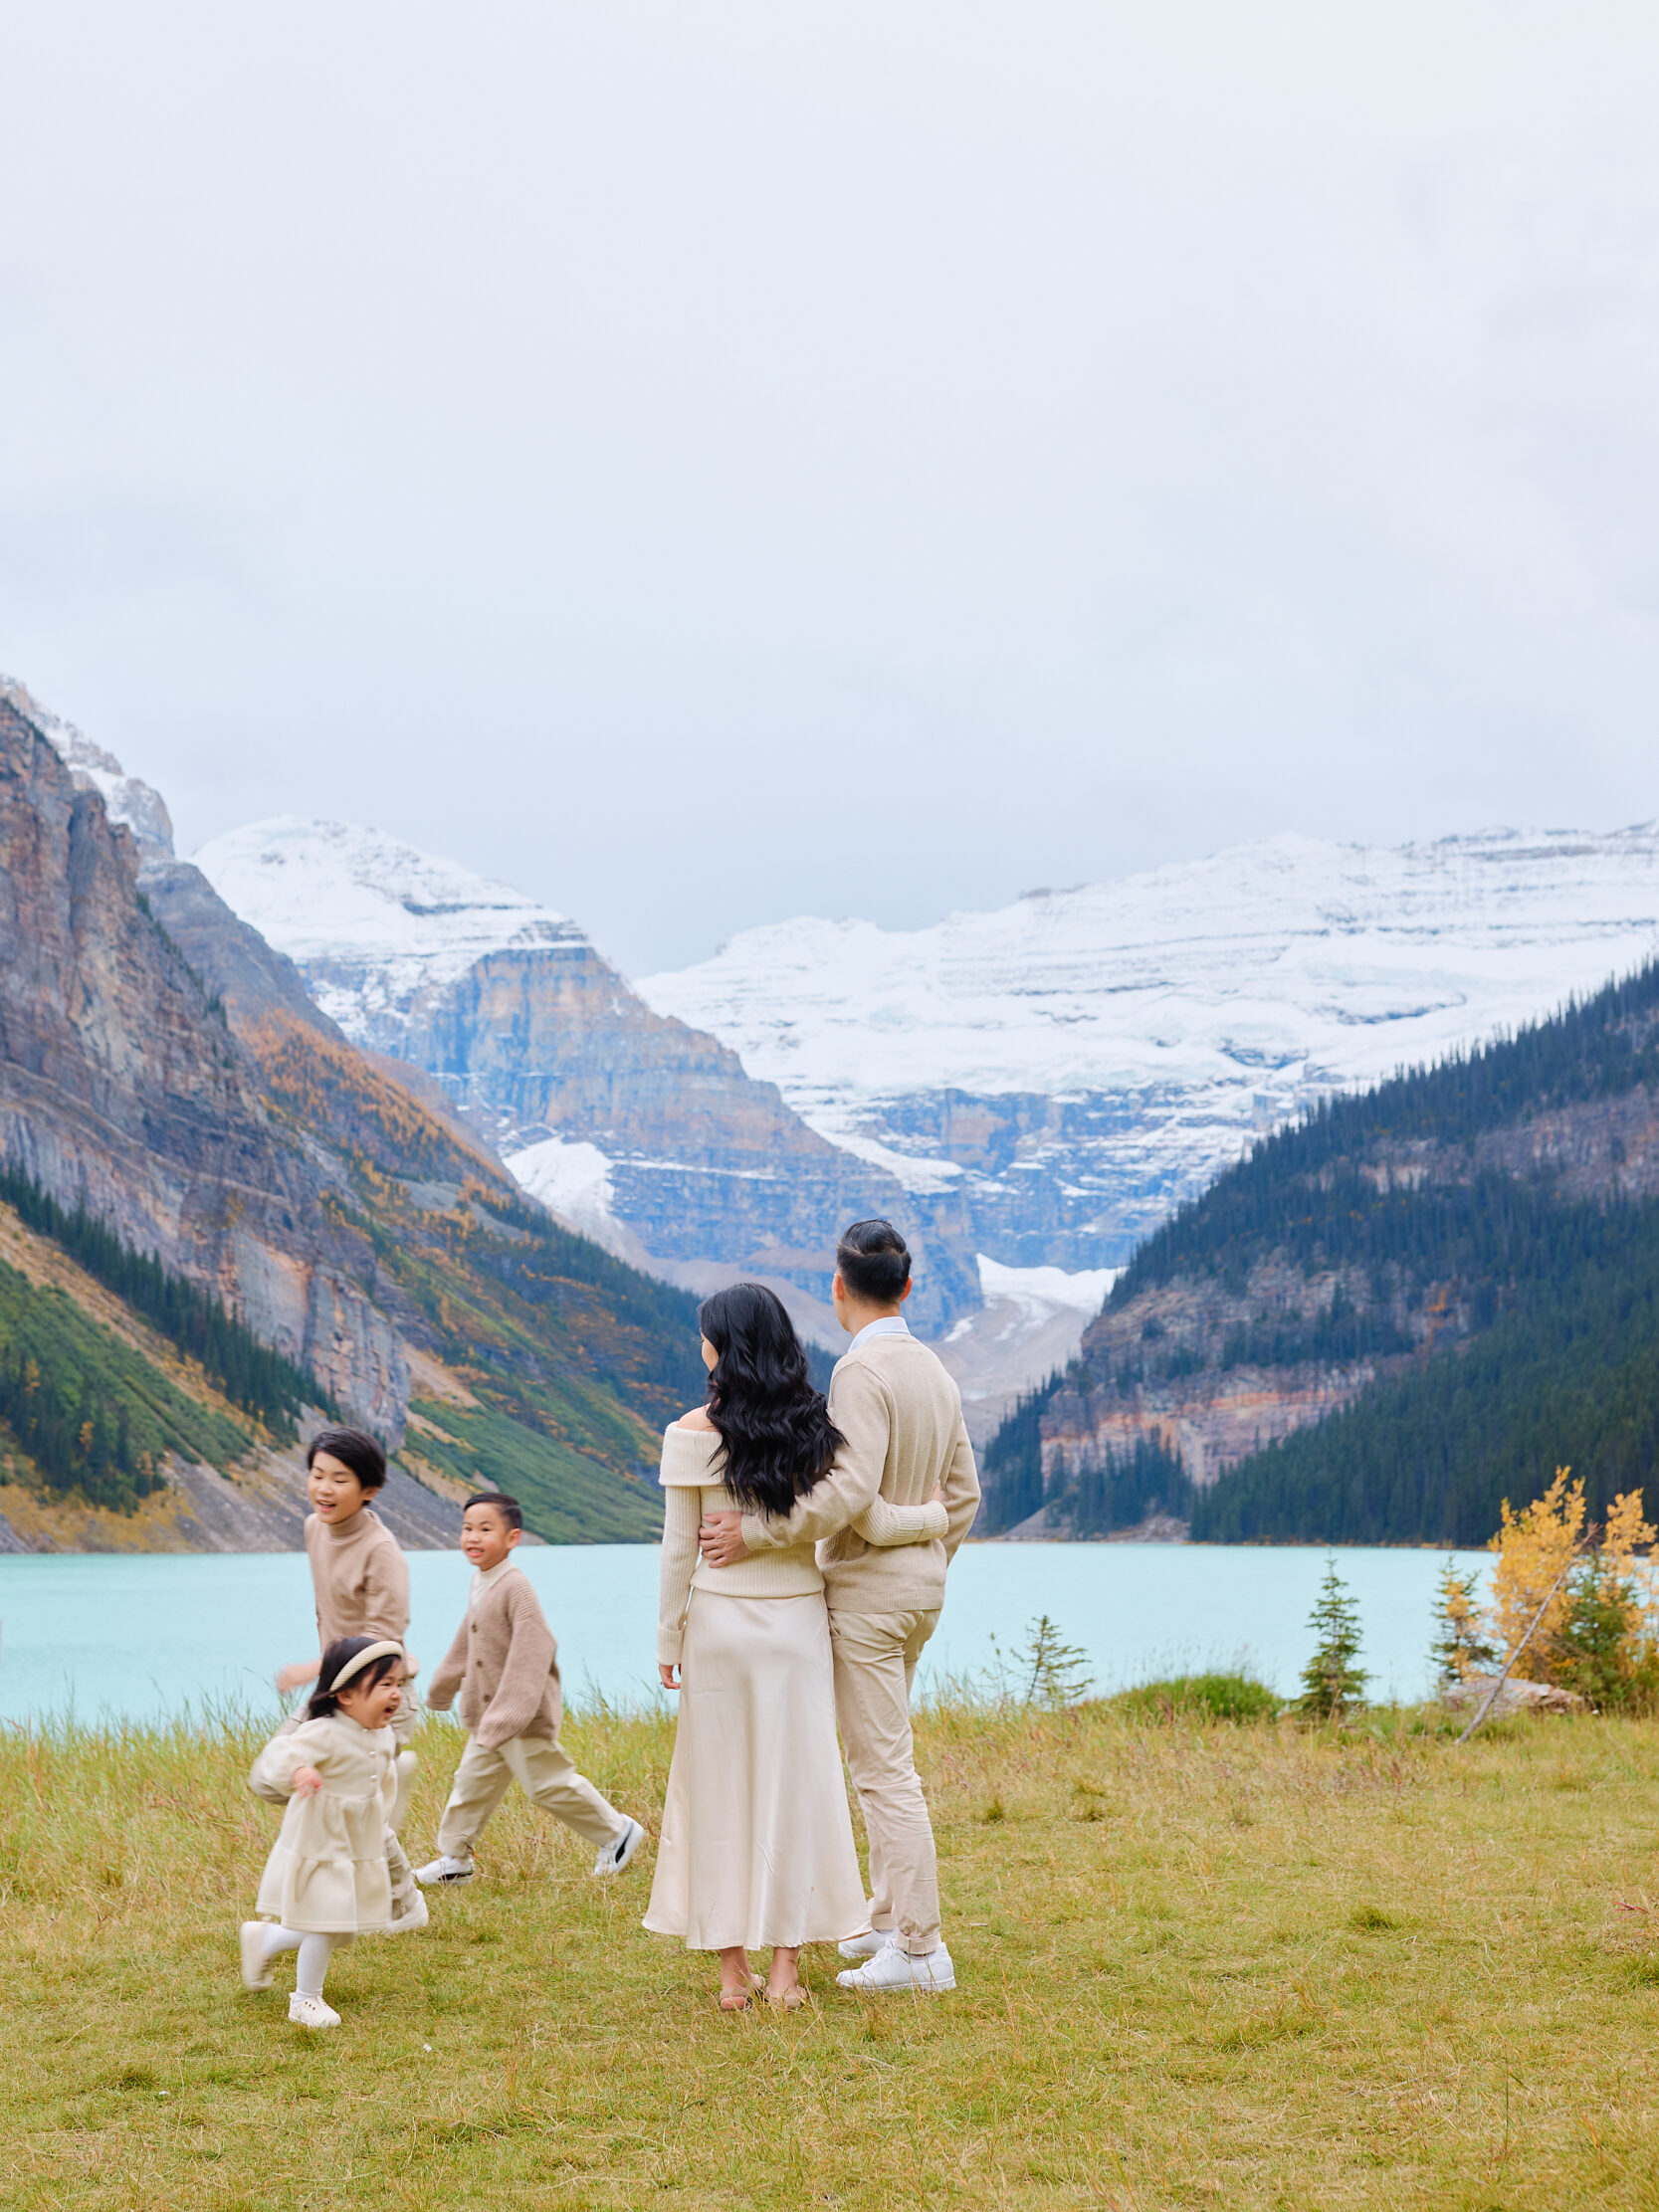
[0,699,414,1430]
[196,817,981,1330]
[0,688,709,1540]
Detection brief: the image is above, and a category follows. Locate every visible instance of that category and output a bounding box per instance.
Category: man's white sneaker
[836,1939,955,1994]
[388,1888,430,1932]
[838,1928,896,1961]
[415,1854,475,1886]
[593,1816,645,1879]
[289,1993,341,2030]
[239,1921,276,1991]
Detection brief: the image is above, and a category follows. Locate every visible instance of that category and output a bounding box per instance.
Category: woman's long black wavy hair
[699,1284,844,1516]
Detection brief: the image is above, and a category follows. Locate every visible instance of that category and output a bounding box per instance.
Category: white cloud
[3,2,1658,972]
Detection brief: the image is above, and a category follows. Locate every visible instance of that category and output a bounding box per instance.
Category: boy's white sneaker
[836,1939,955,1994]
[239,1922,276,1991]
[388,1888,429,1932]
[289,1993,341,2030]
[838,1927,895,1961]
[593,1816,644,1879]
[415,1854,476,1886]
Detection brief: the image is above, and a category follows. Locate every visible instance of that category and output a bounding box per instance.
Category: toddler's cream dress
[249,1712,399,1935]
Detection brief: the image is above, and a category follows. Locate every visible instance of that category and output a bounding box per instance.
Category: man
[699,1219,979,1992]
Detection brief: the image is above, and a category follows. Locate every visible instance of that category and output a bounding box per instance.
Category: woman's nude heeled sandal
[719,1972,765,2013]
[766,1984,811,2012]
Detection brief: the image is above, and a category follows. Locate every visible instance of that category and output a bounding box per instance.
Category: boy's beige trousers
[828,1605,943,1956]
[437,1730,622,1858]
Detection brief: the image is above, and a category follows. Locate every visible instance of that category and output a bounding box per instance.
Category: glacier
[638,824,1659,1266]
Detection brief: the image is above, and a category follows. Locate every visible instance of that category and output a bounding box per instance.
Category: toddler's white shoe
[593,1816,644,1878]
[239,1921,275,1991]
[289,1993,341,2030]
[415,1854,475,1886]
[835,1939,955,1994]
[837,1927,893,1961]
[388,1888,430,1932]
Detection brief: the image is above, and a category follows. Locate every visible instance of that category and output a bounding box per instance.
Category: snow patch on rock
[2,676,175,859]
[505,1134,619,1245]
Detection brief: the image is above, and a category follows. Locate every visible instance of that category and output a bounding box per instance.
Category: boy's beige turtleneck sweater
[304,1504,409,1650]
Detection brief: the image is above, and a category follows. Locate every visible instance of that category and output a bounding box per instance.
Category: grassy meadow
[6,1697,1659,2210]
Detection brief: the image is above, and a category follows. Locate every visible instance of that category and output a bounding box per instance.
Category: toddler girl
[240,1636,406,2028]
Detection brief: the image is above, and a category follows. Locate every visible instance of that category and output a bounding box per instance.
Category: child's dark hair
[464,1490,523,1532]
[306,1636,402,1720]
[306,1426,387,1492]
[835,1218,912,1306]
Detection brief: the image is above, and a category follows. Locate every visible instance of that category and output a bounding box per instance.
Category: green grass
[1106,1670,1283,1723]
[6,1701,1659,2207]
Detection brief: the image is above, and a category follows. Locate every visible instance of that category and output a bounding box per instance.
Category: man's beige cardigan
[740,1330,980,1614]
[426,1565,561,1748]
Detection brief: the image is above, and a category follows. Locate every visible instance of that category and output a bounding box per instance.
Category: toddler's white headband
[328,1640,405,1693]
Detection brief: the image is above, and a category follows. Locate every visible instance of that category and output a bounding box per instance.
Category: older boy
[271,1425,427,1930]
[416,1492,644,1885]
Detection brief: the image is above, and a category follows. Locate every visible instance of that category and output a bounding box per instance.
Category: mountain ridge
[195,814,980,1333]
[639,824,1659,1271]
[983,955,1659,1543]
[0,684,703,1545]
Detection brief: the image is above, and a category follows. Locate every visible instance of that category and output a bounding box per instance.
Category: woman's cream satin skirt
[644,1590,869,1951]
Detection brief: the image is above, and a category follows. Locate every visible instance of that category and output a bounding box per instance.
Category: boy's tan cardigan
[426,1566,561,1748]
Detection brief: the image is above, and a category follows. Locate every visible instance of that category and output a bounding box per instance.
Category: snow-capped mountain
[639,826,1659,1267]
[194,817,587,1057]
[193,817,970,1332]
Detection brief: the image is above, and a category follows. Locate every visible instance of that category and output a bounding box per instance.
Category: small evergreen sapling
[1430,1558,1498,1687]
[986,1615,1096,1709]
[1297,1557,1368,1719]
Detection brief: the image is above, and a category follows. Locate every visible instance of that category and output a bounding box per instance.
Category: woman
[643,1284,945,2010]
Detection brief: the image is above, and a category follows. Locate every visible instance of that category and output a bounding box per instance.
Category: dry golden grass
[5,1700,1659,2209]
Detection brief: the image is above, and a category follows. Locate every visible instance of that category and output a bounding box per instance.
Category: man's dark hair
[464,1490,523,1532]
[306,1426,387,1492]
[835,1218,912,1306]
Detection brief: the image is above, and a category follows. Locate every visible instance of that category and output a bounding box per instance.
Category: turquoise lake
[0,1543,1491,1725]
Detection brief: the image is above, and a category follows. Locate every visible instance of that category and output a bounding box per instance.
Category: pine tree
[1297,1557,1368,1718]
[1429,1558,1498,1687]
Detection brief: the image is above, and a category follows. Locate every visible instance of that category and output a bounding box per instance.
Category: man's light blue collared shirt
[847,1314,912,1354]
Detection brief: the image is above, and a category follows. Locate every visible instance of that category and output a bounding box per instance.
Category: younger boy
[416,1492,644,1885]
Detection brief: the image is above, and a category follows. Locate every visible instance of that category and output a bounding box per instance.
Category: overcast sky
[3,3,1658,976]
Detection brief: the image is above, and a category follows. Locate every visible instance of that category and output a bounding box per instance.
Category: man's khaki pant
[829,1606,943,1956]
[437,1729,622,1859]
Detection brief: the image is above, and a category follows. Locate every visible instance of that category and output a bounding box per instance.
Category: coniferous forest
[982,956,1659,1543]
[0,1165,319,1436]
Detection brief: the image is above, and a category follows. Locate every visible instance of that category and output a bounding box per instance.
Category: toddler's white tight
[260,1925,351,1997]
